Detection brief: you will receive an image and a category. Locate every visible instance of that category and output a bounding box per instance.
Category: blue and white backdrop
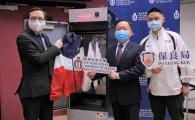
[107,0,180,119]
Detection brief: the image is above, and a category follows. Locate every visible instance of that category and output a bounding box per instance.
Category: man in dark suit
[16,7,63,120]
[88,20,145,120]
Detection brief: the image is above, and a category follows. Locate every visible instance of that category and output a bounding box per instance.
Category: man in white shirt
[140,7,192,120]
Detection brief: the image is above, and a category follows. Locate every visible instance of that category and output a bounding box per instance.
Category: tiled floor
[184,113,195,120]
[53,115,67,120]
[53,112,195,120]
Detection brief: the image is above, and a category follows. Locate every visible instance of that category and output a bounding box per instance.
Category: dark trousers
[111,102,140,120]
[149,94,184,120]
[20,95,53,120]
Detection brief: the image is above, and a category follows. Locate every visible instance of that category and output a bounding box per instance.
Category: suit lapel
[109,45,117,65]
[26,30,45,51]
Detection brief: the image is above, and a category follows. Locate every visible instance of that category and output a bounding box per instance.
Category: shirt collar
[117,40,129,48]
[150,27,165,38]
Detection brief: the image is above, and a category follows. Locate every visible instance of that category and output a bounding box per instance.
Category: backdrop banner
[107,0,180,119]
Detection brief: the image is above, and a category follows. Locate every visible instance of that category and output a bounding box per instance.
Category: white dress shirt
[115,40,129,56]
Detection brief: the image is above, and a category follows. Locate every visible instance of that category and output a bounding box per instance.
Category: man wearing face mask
[16,7,63,120]
[88,20,145,120]
[140,8,192,120]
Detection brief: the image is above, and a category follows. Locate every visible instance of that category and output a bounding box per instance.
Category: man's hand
[108,70,118,80]
[87,71,96,79]
[54,39,63,49]
[151,65,163,74]
[181,85,191,96]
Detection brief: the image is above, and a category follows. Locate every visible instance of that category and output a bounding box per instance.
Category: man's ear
[26,20,30,29]
[44,20,47,25]
[162,16,165,24]
[128,30,134,37]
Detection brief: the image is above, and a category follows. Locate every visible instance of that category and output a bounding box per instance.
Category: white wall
[181,2,195,110]
[181,2,195,69]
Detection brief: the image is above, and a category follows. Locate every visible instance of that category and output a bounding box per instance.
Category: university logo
[149,0,155,4]
[174,10,180,20]
[140,52,155,68]
[110,0,116,6]
[132,13,138,21]
[74,57,82,70]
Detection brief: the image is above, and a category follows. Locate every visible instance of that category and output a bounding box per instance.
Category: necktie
[37,34,47,50]
[116,44,123,63]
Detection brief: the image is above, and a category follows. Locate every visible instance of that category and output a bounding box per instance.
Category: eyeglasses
[29,17,45,23]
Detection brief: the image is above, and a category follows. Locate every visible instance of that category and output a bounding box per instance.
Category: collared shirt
[140,27,192,96]
[40,34,48,51]
[115,40,129,56]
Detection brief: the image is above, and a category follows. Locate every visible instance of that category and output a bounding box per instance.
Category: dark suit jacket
[16,29,60,98]
[107,41,145,105]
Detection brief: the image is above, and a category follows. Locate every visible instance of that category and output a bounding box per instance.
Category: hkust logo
[149,0,155,4]
[132,13,138,21]
[174,10,180,20]
[110,0,116,6]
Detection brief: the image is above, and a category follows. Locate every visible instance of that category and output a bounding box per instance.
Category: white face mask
[28,20,46,33]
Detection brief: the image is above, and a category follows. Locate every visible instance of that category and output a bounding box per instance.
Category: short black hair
[29,7,47,20]
[147,7,164,16]
[115,19,132,27]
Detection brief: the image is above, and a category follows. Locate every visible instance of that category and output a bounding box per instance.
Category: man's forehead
[29,10,44,17]
[148,12,163,17]
[116,21,130,27]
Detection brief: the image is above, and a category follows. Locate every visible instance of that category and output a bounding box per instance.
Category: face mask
[28,20,46,33]
[147,20,162,31]
[115,30,129,43]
